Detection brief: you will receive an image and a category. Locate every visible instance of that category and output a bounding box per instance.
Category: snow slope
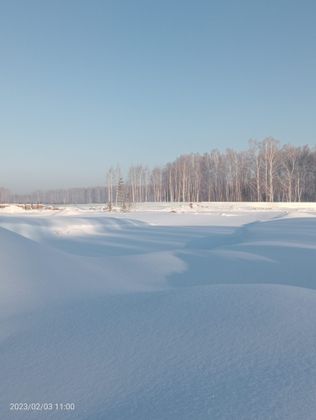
[0,205,316,419]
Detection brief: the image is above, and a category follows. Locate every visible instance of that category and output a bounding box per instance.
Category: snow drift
[1,205,316,419]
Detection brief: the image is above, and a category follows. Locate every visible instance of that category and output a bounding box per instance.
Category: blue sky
[0,0,315,192]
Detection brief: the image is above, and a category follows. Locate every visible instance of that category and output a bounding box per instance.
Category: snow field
[0,204,316,419]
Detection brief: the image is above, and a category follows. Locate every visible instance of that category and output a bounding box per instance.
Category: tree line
[2,138,316,205]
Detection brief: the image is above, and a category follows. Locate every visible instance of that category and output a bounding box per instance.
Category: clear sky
[0,0,315,193]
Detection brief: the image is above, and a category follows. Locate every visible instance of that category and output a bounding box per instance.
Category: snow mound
[1,209,316,419]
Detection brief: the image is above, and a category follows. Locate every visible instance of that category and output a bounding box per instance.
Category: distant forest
[1,138,316,204]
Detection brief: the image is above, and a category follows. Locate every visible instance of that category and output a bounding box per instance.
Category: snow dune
[0,205,316,419]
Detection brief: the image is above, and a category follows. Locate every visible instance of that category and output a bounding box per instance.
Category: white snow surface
[1,202,316,419]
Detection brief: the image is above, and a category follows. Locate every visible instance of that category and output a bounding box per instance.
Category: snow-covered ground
[1,203,316,419]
